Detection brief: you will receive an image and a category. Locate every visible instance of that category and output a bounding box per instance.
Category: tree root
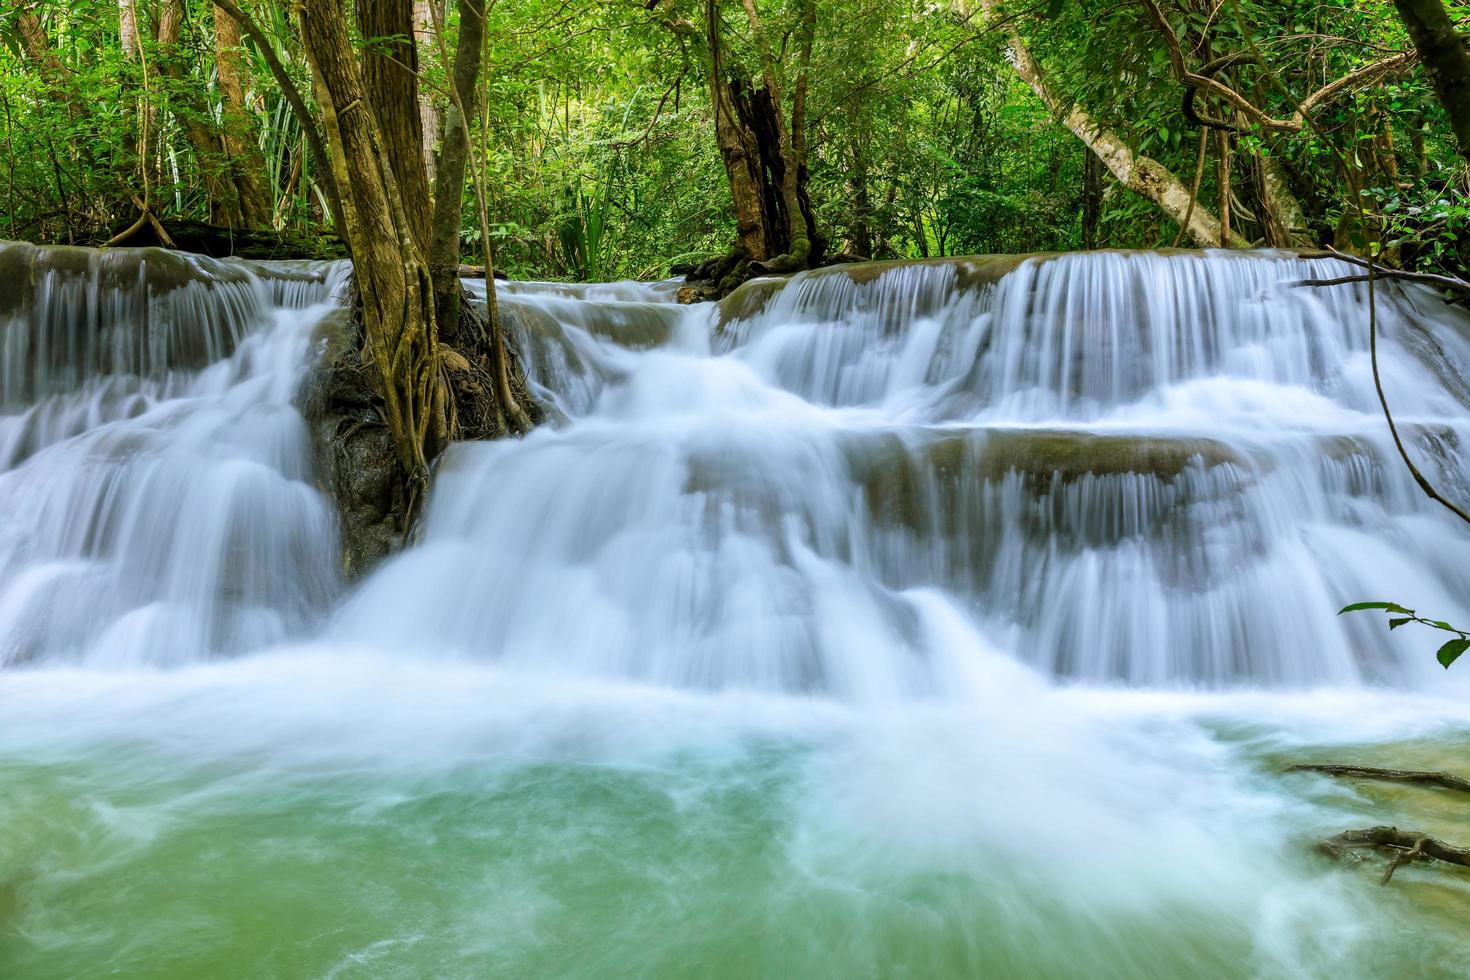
[1318,826,1470,884]
[1288,764,1470,795]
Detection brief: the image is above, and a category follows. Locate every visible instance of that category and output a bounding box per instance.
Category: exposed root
[1288,764,1470,795]
[1318,826,1470,884]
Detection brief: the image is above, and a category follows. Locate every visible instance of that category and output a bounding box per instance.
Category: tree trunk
[429,0,486,336]
[1392,0,1470,165]
[849,136,873,258]
[415,0,443,185]
[1257,153,1312,247]
[738,0,816,273]
[707,0,770,265]
[958,0,1242,248]
[1082,150,1102,249]
[357,0,434,257]
[1216,130,1232,247]
[299,0,441,498]
[119,0,141,60]
[214,4,274,228]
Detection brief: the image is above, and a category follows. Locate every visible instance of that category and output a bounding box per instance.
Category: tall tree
[649,0,824,288]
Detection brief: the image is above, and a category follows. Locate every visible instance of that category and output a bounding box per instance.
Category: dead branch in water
[1288,763,1470,795]
[1318,826,1470,884]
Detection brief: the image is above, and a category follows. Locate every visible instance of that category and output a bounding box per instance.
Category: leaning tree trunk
[158,0,244,225]
[428,0,486,336]
[957,0,1242,248]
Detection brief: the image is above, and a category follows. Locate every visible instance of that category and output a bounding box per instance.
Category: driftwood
[1318,826,1470,884]
[1293,764,1470,883]
[1288,763,1470,795]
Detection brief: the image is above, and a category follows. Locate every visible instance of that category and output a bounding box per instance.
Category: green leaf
[1339,602,1391,613]
[1389,617,1412,630]
[1438,638,1470,669]
[1386,603,1414,615]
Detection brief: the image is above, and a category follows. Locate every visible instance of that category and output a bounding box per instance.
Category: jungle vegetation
[3,0,1468,282]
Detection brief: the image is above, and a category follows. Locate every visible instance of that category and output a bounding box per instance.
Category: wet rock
[297,307,403,579]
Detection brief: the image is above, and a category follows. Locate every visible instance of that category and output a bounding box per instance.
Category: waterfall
[343,250,1470,690]
[0,242,345,666]
[6,244,1470,978]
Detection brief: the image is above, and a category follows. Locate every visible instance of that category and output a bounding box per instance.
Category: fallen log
[1288,763,1470,795]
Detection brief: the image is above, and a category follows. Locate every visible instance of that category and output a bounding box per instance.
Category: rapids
[3,243,1470,978]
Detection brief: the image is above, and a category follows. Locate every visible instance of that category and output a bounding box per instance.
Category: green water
[3,662,1470,979]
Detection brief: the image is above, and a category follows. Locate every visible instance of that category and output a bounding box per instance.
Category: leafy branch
[1340,601,1470,667]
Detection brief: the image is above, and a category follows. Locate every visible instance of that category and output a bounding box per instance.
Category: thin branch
[1139,0,1417,133]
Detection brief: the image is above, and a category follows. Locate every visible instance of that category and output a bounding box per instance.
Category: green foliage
[1,0,1467,281]
[1339,603,1470,668]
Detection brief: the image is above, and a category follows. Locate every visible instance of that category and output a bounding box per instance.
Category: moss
[853,428,1252,532]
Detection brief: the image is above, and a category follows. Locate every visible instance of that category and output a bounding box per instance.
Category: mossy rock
[0,240,254,318]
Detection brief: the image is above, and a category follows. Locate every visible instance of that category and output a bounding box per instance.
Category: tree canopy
[1,0,1466,280]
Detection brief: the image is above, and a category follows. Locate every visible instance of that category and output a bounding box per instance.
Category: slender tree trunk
[1082,150,1102,249]
[850,136,873,258]
[1392,0,1470,165]
[415,0,443,185]
[214,4,274,228]
[429,0,486,336]
[119,0,141,60]
[1216,130,1232,247]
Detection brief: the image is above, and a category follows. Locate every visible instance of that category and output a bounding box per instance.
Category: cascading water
[4,244,1470,979]
[0,243,345,667]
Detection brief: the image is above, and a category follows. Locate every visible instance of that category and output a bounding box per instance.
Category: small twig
[1381,837,1428,884]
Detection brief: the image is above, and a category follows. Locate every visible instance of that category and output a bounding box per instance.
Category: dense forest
[3,0,1468,281]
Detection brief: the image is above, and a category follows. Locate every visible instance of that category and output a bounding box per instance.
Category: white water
[4,245,1470,978]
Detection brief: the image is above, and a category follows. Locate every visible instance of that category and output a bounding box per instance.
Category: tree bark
[1391,0,1470,165]
[358,0,434,257]
[415,0,443,184]
[299,0,441,498]
[1216,130,1232,247]
[156,0,238,226]
[738,0,816,272]
[705,0,770,264]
